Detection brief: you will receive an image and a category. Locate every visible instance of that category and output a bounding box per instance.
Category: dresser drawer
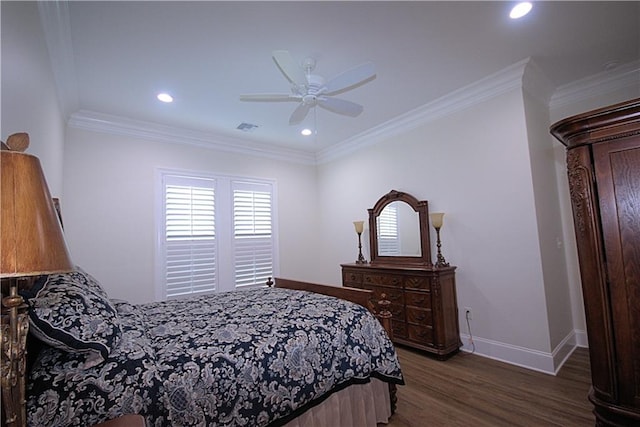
[341,263,459,358]
[406,306,432,325]
[408,324,433,344]
[392,320,407,339]
[342,270,363,286]
[363,273,403,288]
[405,290,431,309]
[404,276,430,290]
[389,304,405,321]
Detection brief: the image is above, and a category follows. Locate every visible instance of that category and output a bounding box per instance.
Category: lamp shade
[1,150,73,277]
[429,212,444,229]
[353,220,364,234]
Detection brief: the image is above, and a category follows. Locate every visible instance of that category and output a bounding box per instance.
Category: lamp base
[356,232,368,265]
[1,278,29,427]
[434,227,449,268]
[435,257,450,268]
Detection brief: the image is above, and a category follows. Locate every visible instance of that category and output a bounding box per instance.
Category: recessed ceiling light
[510,2,532,19]
[157,93,173,103]
[301,129,313,136]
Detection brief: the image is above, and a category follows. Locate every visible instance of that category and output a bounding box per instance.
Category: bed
[17,268,404,426]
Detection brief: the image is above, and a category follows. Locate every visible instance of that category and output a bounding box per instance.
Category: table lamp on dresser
[1,135,73,427]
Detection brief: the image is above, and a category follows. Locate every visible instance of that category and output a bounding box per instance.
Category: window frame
[155,168,279,300]
[376,203,400,255]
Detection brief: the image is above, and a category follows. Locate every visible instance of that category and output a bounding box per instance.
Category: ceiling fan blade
[272,50,307,86]
[324,62,376,95]
[240,93,300,102]
[289,103,311,125]
[317,97,363,117]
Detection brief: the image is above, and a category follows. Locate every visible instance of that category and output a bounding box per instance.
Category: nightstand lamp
[429,212,449,268]
[1,143,73,427]
[353,220,368,264]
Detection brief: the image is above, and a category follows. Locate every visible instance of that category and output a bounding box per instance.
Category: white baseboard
[573,329,589,348]
[459,329,588,375]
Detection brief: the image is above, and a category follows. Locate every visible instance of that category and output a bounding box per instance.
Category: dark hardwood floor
[386,346,594,426]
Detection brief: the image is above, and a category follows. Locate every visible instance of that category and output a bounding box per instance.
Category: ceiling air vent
[237,122,258,133]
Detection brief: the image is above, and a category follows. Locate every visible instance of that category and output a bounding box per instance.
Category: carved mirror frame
[368,189,432,267]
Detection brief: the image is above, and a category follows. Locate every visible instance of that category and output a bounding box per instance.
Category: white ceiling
[41,1,639,156]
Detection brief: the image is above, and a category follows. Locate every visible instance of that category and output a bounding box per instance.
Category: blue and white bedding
[24,271,404,427]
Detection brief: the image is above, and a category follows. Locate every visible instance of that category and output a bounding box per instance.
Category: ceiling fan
[240,50,376,125]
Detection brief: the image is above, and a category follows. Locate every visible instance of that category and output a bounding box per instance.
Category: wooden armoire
[551,98,640,426]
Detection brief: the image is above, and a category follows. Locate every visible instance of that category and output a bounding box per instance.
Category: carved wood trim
[1,300,28,427]
[368,189,432,267]
[550,97,640,149]
[566,149,593,235]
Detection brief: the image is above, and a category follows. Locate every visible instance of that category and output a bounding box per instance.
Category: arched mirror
[368,190,432,266]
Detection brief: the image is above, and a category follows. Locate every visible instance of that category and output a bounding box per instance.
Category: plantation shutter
[377,204,399,255]
[163,176,216,297]
[232,181,274,288]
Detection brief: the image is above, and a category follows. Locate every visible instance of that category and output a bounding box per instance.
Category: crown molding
[550,60,640,110]
[316,58,531,164]
[64,57,531,166]
[68,110,317,165]
[38,0,78,118]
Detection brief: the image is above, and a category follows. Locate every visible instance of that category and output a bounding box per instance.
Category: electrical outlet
[464,306,472,320]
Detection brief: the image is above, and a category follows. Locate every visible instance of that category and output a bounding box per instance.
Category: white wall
[315,90,557,366]
[63,127,320,303]
[522,90,574,360]
[1,1,66,195]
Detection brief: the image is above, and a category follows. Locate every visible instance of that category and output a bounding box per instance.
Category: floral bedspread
[27,288,404,426]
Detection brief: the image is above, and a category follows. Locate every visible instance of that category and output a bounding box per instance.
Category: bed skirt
[283,378,392,427]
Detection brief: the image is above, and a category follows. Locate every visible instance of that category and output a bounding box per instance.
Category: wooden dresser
[551,98,640,426]
[342,263,460,359]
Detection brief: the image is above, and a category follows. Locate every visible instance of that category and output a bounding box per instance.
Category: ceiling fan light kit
[240,50,376,125]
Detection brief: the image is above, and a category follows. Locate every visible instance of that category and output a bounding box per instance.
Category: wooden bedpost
[377,293,393,341]
[270,278,394,338]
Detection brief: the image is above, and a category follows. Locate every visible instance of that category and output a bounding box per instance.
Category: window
[233,182,274,288]
[377,204,399,255]
[157,171,277,300]
[163,176,216,298]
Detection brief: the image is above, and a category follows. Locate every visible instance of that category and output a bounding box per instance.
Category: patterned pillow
[71,266,111,299]
[22,268,122,368]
